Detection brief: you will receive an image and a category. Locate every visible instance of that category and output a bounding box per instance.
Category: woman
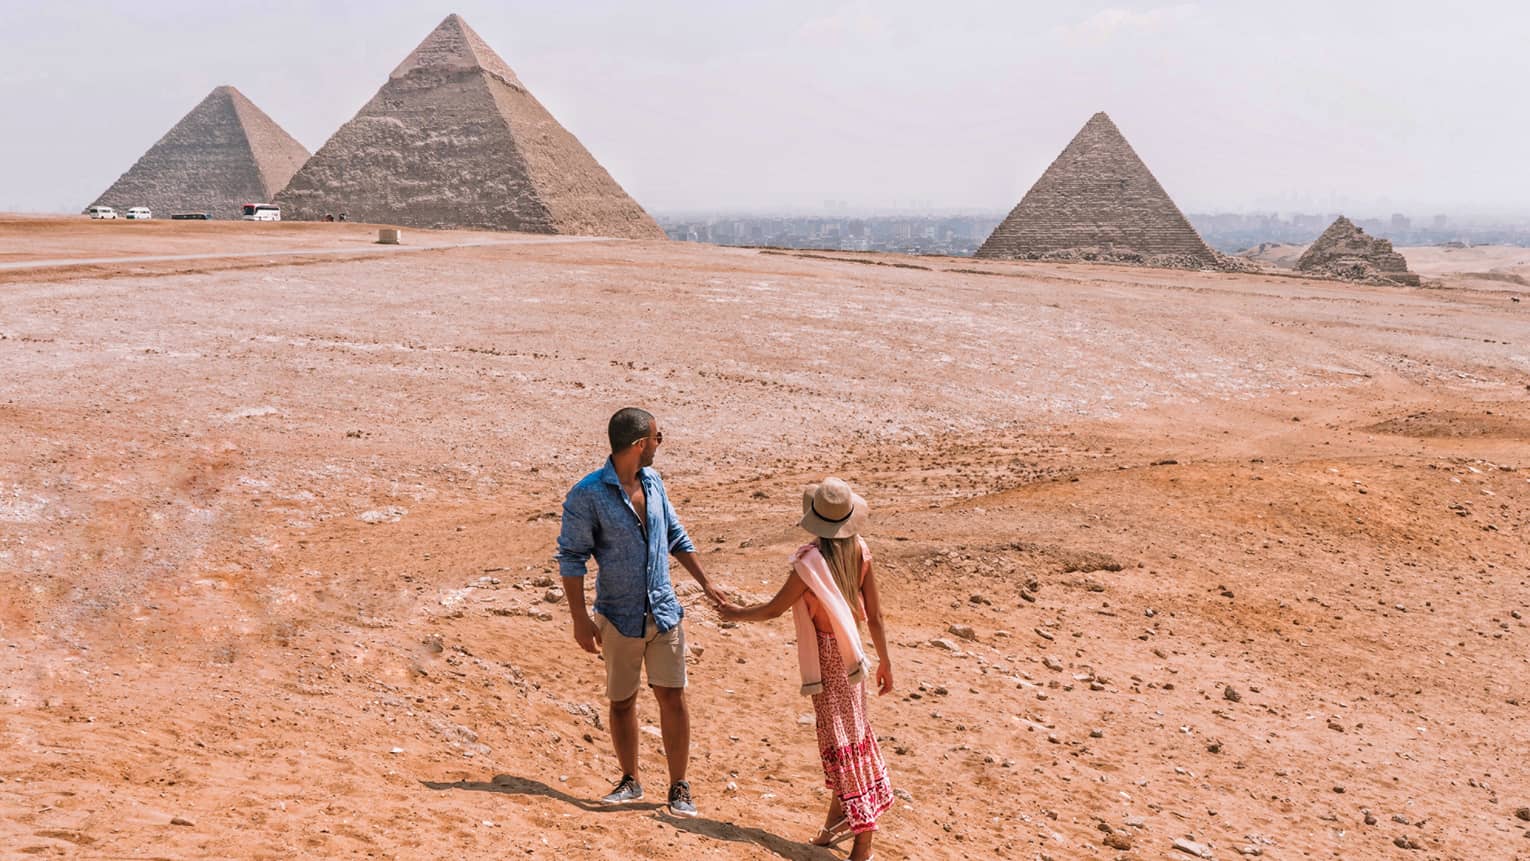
[718,477,894,861]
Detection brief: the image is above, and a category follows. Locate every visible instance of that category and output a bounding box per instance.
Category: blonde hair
[818,535,866,622]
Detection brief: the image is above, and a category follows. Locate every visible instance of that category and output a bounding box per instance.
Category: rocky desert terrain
[1,215,1527,859]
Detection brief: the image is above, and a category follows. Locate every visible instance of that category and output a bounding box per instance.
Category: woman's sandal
[810,816,853,847]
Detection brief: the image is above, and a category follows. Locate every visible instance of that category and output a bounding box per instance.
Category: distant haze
[2,0,1526,218]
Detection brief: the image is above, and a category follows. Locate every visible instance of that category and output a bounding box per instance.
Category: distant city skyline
[2,1,1527,217]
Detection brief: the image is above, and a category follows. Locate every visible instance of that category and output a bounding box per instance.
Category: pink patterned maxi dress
[812,629,894,833]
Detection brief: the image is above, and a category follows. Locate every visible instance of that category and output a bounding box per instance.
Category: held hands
[875,661,894,696]
[573,613,602,656]
[714,599,747,621]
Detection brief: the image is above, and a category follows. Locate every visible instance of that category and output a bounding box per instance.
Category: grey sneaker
[601,774,643,805]
[666,780,698,818]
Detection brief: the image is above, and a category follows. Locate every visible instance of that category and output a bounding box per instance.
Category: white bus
[241,203,281,222]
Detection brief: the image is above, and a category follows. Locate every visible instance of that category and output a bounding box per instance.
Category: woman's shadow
[421,773,840,861]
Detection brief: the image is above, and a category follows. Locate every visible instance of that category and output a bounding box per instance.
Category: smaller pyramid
[1295,217,1420,286]
[91,86,310,218]
[275,14,662,239]
[977,112,1218,268]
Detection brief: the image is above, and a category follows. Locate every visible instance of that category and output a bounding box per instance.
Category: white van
[125,207,152,220]
[241,203,281,222]
[86,205,118,219]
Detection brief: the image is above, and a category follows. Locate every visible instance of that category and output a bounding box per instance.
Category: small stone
[1363,812,1377,825]
[1206,741,1222,754]
[929,638,960,652]
[1332,785,1345,794]
[170,816,194,827]
[1034,627,1055,641]
[543,587,565,604]
[947,624,977,641]
[1043,656,1063,671]
[969,593,992,606]
[1223,686,1242,703]
[1516,807,1530,822]
[1089,728,1104,739]
[1172,837,1213,858]
[1393,835,1421,850]
[1020,590,1037,603]
[1103,832,1133,850]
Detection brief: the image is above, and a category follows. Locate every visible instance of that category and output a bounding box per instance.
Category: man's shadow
[422,774,839,861]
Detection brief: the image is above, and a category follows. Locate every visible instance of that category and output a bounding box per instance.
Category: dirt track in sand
[1,217,1528,859]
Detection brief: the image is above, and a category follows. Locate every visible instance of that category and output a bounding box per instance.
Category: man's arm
[673,551,721,604]
[555,489,601,655]
[662,481,722,604]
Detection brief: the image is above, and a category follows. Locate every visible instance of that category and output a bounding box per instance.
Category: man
[556,407,722,817]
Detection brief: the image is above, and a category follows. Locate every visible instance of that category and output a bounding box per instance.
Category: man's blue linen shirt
[555,459,695,639]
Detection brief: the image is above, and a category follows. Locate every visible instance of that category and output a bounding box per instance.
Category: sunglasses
[629,430,663,448]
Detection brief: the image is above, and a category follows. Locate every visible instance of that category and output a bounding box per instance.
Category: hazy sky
[3,1,1526,217]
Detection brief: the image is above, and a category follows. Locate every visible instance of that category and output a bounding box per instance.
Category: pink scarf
[791,539,870,696]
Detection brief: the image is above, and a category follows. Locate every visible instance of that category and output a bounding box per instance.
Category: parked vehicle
[171,212,211,220]
[240,203,281,222]
[125,207,152,220]
[86,205,118,219]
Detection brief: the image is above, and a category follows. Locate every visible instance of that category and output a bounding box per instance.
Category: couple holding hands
[555,408,894,860]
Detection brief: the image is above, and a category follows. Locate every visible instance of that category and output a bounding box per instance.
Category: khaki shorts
[595,612,687,701]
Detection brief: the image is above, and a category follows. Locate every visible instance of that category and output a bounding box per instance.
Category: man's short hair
[608,407,654,452]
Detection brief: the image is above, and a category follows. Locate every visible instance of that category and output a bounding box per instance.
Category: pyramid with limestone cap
[90,86,310,219]
[275,14,662,239]
[977,112,1216,267]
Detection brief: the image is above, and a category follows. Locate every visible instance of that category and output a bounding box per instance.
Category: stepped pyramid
[977,112,1217,267]
[275,14,663,239]
[91,86,310,218]
[1294,216,1419,285]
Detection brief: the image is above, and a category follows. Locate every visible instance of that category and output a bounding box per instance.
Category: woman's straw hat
[799,477,868,539]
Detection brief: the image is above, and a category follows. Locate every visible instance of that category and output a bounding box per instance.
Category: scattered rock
[357,506,407,524]
[1043,656,1064,671]
[1223,686,1242,703]
[1172,837,1213,858]
[929,638,960,652]
[170,816,194,827]
[1393,835,1421,850]
[1517,807,1530,822]
[1104,831,1133,850]
[968,593,992,605]
[543,587,565,604]
[947,624,977,641]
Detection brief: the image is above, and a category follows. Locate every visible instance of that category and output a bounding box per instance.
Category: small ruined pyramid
[91,86,309,219]
[977,112,1217,267]
[275,14,663,239]
[1295,216,1420,285]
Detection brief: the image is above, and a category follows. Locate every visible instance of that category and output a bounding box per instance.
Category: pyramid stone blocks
[1295,217,1420,286]
[275,14,662,239]
[977,112,1218,268]
[90,86,310,219]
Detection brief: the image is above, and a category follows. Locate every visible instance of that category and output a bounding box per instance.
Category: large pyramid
[91,86,310,219]
[275,14,663,239]
[977,112,1217,267]
[1294,216,1420,285]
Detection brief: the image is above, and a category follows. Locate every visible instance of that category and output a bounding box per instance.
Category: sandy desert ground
[1,214,1527,859]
